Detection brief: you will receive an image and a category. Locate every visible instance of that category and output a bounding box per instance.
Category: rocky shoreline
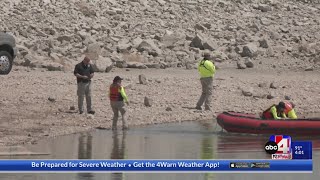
[0,66,319,146]
[1,0,320,72]
[1,0,320,146]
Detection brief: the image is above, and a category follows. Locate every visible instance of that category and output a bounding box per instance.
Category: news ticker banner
[0,160,312,173]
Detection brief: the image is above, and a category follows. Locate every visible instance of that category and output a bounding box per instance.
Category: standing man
[109,76,129,130]
[74,56,95,115]
[196,51,216,111]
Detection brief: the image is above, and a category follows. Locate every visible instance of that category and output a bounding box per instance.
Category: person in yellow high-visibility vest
[196,51,216,111]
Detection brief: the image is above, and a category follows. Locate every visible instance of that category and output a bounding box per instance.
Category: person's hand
[82,75,89,79]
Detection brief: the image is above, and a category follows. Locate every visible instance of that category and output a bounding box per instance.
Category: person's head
[83,56,91,65]
[113,76,123,85]
[277,101,286,112]
[203,51,211,60]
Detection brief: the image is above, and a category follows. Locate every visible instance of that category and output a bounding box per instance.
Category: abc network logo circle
[264,141,278,154]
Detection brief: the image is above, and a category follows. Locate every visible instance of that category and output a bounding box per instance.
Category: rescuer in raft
[283,101,297,119]
[262,101,297,119]
[262,102,286,119]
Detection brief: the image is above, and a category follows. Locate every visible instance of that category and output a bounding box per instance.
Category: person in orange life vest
[262,102,286,119]
[109,76,129,130]
[282,102,298,119]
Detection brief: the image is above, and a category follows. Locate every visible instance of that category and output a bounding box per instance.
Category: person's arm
[282,112,287,118]
[74,65,88,79]
[119,87,129,103]
[89,65,94,79]
[288,109,298,119]
[270,106,281,119]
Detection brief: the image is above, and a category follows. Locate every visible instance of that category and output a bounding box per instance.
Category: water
[0,121,319,180]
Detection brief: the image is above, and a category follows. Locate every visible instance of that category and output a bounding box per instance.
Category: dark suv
[0,32,17,75]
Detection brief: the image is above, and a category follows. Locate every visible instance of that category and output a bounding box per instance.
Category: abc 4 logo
[265,138,291,154]
[264,141,278,154]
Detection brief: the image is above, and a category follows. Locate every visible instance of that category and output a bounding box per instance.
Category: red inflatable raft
[217,112,320,136]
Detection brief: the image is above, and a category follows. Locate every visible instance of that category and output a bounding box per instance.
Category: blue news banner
[0,159,312,172]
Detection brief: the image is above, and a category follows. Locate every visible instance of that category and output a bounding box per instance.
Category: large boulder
[137,39,162,57]
[85,43,101,61]
[241,43,258,58]
[190,33,218,51]
[92,56,114,72]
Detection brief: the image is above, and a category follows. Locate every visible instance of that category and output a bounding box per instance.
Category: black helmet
[278,102,285,109]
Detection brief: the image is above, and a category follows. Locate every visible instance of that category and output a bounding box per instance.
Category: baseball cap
[113,76,123,82]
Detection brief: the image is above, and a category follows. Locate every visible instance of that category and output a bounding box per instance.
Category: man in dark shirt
[74,56,95,114]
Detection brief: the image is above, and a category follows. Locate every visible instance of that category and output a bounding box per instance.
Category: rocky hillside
[1,0,320,72]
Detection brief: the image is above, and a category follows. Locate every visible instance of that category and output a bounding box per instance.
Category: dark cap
[278,102,285,109]
[203,51,211,59]
[113,76,123,82]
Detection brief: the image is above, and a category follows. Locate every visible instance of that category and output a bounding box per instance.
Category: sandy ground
[0,64,320,146]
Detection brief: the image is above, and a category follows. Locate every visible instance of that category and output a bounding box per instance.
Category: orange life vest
[284,102,293,114]
[110,84,123,101]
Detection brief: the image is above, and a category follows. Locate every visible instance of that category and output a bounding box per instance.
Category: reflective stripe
[200,60,210,71]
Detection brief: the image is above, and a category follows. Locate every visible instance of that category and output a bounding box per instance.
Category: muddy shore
[0,64,319,146]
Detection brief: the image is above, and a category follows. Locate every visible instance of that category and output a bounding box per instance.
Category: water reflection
[1,121,319,180]
[201,135,216,180]
[110,130,126,180]
[77,133,94,180]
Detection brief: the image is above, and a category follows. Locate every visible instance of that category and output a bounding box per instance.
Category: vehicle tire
[0,51,13,75]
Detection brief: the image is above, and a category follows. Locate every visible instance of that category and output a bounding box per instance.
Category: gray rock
[16,45,30,57]
[70,106,76,110]
[259,39,269,48]
[161,32,185,49]
[139,74,147,85]
[86,43,101,61]
[137,39,162,57]
[237,60,246,69]
[132,37,143,48]
[57,35,73,42]
[166,107,172,111]
[244,58,254,68]
[267,92,275,99]
[212,50,228,62]
[257,4,272,12]
[241,43,258,58]
[270,82,278,89]
[115,61,127,68]
[242,87,253,97]
[92,56,113,72]
[43,62,64,71]
[305,66,314,71]
[127,62,147,69]
[117,43,132,53]
[258,82,268,88]
[194,23,206,31]
[190,33,217,51]
[285,95,291,100]
[144,97,152,107]
[48,97,56,102]
[145,63,161,69]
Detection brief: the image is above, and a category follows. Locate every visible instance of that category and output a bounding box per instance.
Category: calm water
[0,121,319,180]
